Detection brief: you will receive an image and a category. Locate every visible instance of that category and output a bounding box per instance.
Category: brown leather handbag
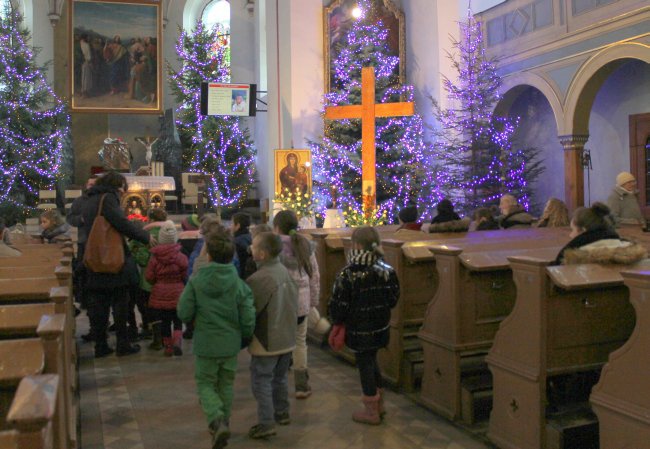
[83,194,125,274]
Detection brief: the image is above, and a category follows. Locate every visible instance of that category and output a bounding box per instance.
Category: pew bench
[356,229,570,391]
[590,269,650,449]
[418,245,562,424]
[0,281,76,449]
[486,257,641,449]
[0,318,68,449]
[0,374,59,449]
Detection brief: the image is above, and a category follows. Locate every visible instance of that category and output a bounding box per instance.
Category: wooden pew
[486,258,638,449]
[0,374,59,449]
[590,269,650,449]
[418,245,563,423]
[0,327,67,449]
[347,227,570,390]
[0,279,76,449]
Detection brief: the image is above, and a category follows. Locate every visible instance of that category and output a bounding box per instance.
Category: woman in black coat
[82,171,152,357]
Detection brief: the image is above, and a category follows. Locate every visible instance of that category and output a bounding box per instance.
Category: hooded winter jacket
[145,243,188,310]
[329,250,400,351]
[178,262,255,358]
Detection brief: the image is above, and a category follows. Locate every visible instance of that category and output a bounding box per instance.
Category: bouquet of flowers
[274,188,321,220]
[342,204,388,227]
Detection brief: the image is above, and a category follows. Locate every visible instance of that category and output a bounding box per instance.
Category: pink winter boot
[163,337,173,357]
[377,388,386,417]
[172,330,183,356]
[352,394,381,425]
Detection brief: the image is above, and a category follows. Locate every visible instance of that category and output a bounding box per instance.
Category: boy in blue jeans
[177,231,255,449]
[246,232,298,439]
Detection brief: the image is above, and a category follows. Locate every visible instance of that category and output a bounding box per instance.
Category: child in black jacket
[329,226,400,425]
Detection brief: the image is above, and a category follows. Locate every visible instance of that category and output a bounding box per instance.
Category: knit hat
[158,221,178,245]
[616,172,636,187]
[398,205,418,223]
[181,214,200,231]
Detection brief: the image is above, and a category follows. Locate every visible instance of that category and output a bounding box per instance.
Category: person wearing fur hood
[554,202,647,266]
[606,171,645,226]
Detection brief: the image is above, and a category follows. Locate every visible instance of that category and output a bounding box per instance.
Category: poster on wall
[274,149,312,198]
[69,0,162,114]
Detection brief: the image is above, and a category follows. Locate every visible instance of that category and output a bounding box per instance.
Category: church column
[560,134,589,211]
[255,0,323,209]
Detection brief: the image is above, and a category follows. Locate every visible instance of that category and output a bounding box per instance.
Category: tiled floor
[78,315,491,449]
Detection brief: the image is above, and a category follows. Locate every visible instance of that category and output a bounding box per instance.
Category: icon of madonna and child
[276,150,312,198]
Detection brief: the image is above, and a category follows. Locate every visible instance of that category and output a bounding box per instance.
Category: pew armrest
[36,314,66,338]
[7,374,59,428]
[0,339,44,386]
[546,264,624,291]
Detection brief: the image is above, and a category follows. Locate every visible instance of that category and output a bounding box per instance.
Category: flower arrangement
[274,188,321,220]
[127,213,148,222]
[342,204,388,227]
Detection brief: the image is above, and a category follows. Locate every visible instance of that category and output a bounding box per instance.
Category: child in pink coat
[145,221,188,356]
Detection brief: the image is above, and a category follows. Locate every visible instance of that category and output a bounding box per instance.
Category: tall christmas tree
[168,21,255,210]
[0,1,71,223]
[309,0,439,221]
[432,8,543,213]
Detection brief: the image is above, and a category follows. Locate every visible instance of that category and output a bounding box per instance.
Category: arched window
[0,0,11,20]
[201,0,230,64]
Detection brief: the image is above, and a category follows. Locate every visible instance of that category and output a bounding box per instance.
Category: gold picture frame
[323,0,405,93]
[69,0,162,114]
[274,149,313,199]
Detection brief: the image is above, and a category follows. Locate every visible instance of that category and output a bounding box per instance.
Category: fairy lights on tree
[0,0,71,223]
[168,21,255,210]
[309,0,439,221]
[431,6,543,213]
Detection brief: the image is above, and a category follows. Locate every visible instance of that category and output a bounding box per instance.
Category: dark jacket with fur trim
[555,228,647,265]
[429,217,470,233]
[500,206,534,229]
[329,250,399,351]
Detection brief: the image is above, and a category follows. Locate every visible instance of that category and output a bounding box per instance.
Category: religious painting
[69,0,162,114]
[324,0,405,93]
[274,149,312,199]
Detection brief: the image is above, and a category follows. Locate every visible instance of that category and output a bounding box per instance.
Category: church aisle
[77,318,490,449]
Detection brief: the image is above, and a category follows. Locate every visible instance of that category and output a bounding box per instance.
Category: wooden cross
[324,66,415,210]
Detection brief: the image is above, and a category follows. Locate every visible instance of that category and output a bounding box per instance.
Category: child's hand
[149,235,157,247]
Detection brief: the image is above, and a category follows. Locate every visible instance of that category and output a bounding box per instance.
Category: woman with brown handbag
[81,171,154,358]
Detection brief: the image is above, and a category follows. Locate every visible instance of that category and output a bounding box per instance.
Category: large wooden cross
[324,66,415,210]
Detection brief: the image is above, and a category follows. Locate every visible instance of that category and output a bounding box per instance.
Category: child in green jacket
[177,231,255,449]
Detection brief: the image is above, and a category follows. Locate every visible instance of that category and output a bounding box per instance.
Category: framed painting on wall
[274,149,312,198]
[69,0,162,113]
[323,0,405,93]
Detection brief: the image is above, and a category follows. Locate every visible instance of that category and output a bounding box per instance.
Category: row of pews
[302,225,650,449]
[0,240,78,449]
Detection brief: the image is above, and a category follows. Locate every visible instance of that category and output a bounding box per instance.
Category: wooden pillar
[559,134,589,212]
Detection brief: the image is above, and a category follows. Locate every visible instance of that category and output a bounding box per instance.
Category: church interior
[1,0,649,448]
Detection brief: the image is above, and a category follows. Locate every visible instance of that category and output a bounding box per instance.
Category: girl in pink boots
[329,226,400,424]
[146,221,188,356]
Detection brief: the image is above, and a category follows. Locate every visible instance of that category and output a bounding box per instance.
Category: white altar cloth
[123,175,176,191]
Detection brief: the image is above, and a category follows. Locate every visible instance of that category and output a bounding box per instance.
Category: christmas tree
[168,21,255,210]
[309,0,439,221]
[0,1,71,223]
[431,8,543,213]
